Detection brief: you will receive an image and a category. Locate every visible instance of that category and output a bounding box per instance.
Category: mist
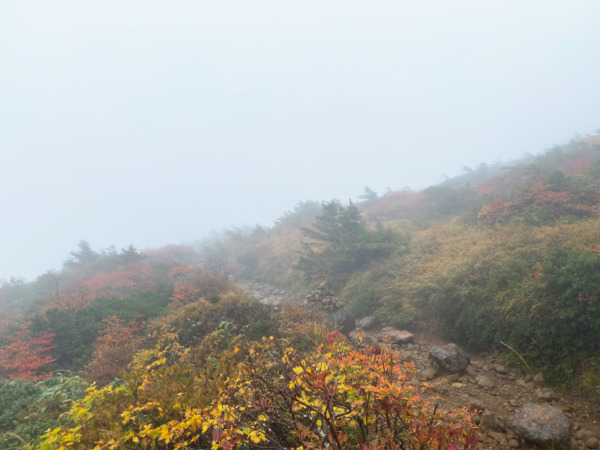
[1,0,599,280]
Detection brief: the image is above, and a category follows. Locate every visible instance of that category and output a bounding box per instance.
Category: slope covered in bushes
[215,135,600,386]
[0,134,599,447]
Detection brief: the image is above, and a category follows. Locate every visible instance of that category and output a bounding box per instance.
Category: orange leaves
[36,326,478,449]
[45,263,158,311]
[221,335,478,449]
[0,322,56,381]
[478,180,600,225]
[86,316,144,385]
[170,270,230,305]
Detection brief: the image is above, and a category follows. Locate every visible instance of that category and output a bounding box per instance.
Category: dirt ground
[399,332,600,449]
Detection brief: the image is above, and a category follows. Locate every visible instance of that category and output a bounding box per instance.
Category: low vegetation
[0,134,599,447]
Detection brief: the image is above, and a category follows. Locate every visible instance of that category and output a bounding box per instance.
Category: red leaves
[0,322,56,381]
[479,181,600,225]
[45,263,158,311]
[170,270,230,305]
[86,316,144,385]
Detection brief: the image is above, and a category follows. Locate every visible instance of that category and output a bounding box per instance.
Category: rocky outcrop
[323,307,356,334]
[512,403,570,448]
[303,280,355,334]
[303,280,343,311]
[238,280,301,307]
[358,315,379,330]
[372,327,414,344]
[429,343,470,374]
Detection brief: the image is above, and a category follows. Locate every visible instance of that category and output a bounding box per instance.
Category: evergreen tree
[297,200,401,289]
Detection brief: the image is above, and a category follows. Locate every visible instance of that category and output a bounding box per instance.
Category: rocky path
[237,280,600,449]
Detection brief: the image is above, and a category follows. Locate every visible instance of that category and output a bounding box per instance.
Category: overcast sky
[1,0,599,281]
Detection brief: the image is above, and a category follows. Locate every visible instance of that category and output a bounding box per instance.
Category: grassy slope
[221,136,600,385]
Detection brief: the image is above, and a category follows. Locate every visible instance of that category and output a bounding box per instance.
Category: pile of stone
[303,280,345,311]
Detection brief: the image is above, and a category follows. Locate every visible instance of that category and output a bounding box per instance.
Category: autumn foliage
[45,263,157,311]
[37,325,479,449]
[0,323,56,381]
[85,315,144,386]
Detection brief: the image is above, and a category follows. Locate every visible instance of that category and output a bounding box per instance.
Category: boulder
[480,410,506,433]
[428,343,470,374]
[358,316,380,330]
[348,330,377,347]
[513,403,570,448]
[374,327,414,344]
[324,307,356,334]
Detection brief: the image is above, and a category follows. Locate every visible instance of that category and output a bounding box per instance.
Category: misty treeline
[0,134,599,447]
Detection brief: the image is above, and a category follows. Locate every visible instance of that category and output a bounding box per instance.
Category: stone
[259,297,282,306]
[493,363,508,374]
[513,403,570,448]
[324,307,356,334]
[487,431,508,446]
[358,316,380,330]
[480,410,506,433]
[508,438,520,448]
[586,437,599,449]
[446,373,460,382]
[469,398,486,412]
[576,430,594,441]
[429,343,470,374]
[535,388,559,402]
[516,378,529,387]
[416,367,438,382]
[373,327,414,344]
[349,330,378,347]
[476,375,494,388]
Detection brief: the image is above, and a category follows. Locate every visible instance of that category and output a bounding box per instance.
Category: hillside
[0,134,599,448]
[213,135,600,384]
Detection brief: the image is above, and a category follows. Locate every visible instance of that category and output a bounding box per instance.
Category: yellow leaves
[316,361,328,372]
[37,326,478,450]
[248,429,266,444]
[146,356,167,370]
[121,409,132,425]
[157,424,172,444]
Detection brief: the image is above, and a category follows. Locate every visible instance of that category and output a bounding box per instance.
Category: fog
[1,0,599,281]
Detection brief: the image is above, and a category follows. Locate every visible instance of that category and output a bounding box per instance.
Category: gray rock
[416,367,438,382]
[476,375,494,388]
[576,430,594,441]
[508,438,520,448]
[535,388,559,402]
[480,410,506,433]
[324,307,356,334]
[429,343,470,374]
[373,327,414,344]
[487,431,508,446]
[493,363,508,374]
[358,315,380,330]
[513,403,570,448]
[259,297,282,306]
[348,330,377,347]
